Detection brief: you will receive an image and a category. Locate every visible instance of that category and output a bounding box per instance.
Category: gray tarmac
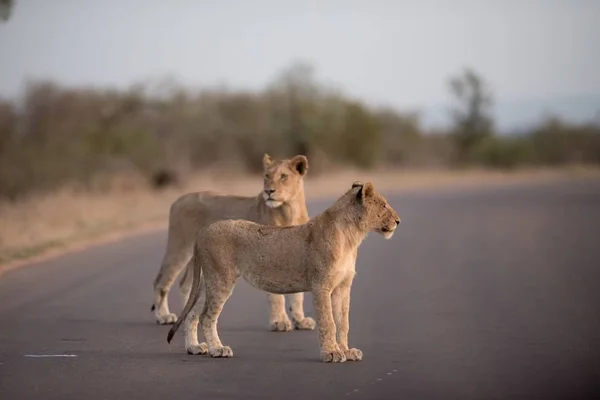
[1,178,599,399]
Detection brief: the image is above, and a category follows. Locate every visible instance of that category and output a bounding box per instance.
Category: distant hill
[420,94,600,134]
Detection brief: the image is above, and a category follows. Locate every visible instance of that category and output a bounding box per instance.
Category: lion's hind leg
[179,258,194,307]
[184,272,208,355]
[200,271,237,358]
[153,250,190,325]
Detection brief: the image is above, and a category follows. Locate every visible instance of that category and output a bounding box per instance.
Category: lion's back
[200,219,307,256]
[199,219,261,244]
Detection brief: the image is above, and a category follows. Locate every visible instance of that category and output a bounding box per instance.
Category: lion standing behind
[151,154,315,332]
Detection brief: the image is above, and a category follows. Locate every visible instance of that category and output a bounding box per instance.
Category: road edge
[2,170,599,278]
[0,220,166,278]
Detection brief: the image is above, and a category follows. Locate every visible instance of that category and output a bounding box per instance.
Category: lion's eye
[264,174,269,179]
[280,174,288,180]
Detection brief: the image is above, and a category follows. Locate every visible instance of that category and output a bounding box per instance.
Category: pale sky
[1,0,599,129]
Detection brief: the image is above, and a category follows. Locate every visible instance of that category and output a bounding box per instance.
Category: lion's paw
[294,317,316,331]
[209,346,234,358]
[186,342,208,355]
[321,349,347,363]
[270,317,293,332]
[155,313,177,325]
[344,348,363,361]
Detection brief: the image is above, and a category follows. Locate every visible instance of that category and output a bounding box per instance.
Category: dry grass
[1,166,599,268]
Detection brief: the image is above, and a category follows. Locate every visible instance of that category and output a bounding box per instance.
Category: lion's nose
[395,219,400,225]
[265,189,275,195]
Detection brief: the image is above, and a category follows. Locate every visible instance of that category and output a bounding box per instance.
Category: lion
[151,153,316,333]
[166,181,401,363]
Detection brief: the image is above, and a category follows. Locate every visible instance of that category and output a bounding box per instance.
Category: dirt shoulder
[1,166,599,275]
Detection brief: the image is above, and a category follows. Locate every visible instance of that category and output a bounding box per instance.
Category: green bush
[469,136,536,169]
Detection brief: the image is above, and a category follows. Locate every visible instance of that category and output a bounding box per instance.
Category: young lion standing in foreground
[151,154,315,333]
[167,181,401,363]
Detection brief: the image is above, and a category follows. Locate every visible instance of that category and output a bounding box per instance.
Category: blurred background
[0,0,599,261]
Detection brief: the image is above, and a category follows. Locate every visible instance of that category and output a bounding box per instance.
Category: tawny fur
[152,153,316,332]
[167,181,401,363]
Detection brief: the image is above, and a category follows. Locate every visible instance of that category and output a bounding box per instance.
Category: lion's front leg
[287,292,316,330]
[268,293,292,332]
[313,290,346,363]
[332,277,362,362]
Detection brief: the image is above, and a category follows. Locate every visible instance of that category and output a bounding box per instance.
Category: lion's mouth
[265,198,283,208]
[380,225,397,239]
[380,226,396,240]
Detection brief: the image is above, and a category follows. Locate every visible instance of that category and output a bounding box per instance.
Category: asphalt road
[1,178,600,400]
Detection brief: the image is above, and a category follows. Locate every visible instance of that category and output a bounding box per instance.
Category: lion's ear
[289,155,308,176]
[356,181,374,202]
[363,182,374,197]
[263,153,273,169]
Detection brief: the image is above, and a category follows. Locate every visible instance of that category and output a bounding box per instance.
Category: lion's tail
[167,244,203,344]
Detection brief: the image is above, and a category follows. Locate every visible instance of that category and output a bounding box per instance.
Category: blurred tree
[375,108,423,165]
[340,101,380,168]
[448,67,495,164]
[0,0,13,22]
[268,61,319,159]
[531,116,600,165]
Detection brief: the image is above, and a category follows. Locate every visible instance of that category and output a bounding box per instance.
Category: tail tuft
[150,304,155,312]
[167,328,175,344]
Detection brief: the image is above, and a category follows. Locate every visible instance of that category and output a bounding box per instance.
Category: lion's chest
[328,254,356,288]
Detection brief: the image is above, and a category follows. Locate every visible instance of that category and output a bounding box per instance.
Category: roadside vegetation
[1,60,599,264]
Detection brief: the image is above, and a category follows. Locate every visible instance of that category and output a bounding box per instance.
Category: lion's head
[262,153,308,208]
[352,181,400,239]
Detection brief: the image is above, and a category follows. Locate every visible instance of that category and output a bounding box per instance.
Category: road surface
[1,178,599,399]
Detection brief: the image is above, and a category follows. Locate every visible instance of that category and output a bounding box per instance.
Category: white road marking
[24,354,78,358]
